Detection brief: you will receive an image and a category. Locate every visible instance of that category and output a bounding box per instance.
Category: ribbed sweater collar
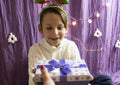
[41,38,64,52]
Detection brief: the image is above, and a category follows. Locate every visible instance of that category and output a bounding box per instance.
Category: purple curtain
[0,0,120,85]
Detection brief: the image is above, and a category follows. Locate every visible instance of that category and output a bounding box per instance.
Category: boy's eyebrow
[45,24,51,26]
[58,24,64,26]
[45,23,64,26]
[57,22,64,25]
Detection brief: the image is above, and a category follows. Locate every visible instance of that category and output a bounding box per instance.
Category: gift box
[34,59,93,85]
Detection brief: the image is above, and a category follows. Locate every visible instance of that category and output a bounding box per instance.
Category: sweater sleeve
[70,42,81,61]
[61,39,81,61]
[28,46,37,85]
[28,44,43,85]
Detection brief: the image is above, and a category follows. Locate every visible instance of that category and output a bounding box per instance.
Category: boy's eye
[57,26,64,30]
[46,27,52,30]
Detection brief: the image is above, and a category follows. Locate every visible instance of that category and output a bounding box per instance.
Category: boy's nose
[52,29,58,35]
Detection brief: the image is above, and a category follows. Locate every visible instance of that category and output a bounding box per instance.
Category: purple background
[0,0,120,85]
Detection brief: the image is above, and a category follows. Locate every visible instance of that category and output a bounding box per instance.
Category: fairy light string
[69,2,120,51]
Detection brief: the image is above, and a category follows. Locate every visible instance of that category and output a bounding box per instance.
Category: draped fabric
[0,0,120,85]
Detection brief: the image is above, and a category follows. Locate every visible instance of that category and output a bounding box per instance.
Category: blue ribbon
[79,64,87,67]
[37,59,88,75]
[46,59,73,75]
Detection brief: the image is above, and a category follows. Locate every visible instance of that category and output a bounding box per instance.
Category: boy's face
[41,13,68,47]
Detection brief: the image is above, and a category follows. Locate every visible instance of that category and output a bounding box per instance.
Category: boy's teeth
[52,38,58,40]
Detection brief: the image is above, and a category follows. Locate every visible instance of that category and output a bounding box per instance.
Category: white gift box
[34,59,93,82]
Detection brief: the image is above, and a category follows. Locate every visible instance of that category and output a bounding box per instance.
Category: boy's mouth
[50,37,59,41]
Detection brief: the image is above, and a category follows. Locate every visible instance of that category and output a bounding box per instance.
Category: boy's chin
[50,42,60,47]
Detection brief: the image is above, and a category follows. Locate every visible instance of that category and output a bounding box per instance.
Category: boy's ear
[38,24,43,33]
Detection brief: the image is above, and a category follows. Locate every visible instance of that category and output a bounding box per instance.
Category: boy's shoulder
[63,38,76,44]
[29,41,41,50]
[62,38,77,47]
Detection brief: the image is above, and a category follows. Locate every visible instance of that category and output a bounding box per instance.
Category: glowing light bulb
[100,48,103,51]
[105,2,110,7]
[72,21,77,25]
[96,12,100,17]
[88,19,92,23]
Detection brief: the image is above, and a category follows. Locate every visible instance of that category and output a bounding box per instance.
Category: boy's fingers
[32,68,36,74]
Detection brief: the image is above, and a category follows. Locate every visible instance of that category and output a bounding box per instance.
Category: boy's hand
[32,68,36,74]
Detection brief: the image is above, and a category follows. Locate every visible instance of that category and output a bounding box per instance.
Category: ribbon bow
[45,60,74,75]
[35,0,50,3]
[35,0,69,5]
[55,0,69,4]
[35,0,50,7]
